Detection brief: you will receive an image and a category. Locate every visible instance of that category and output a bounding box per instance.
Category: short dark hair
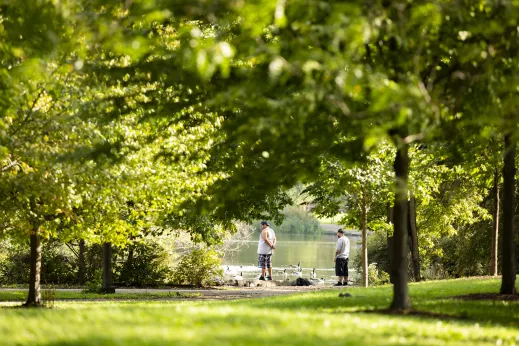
[261,221,270,226]
[337,228,344,234]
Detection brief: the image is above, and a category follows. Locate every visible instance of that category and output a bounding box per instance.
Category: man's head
[337,228,344,238]
[261,221,270,230]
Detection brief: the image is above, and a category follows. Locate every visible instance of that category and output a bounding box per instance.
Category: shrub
[83,270,104,293]
[0,240,77,286]
[367,263,390,286]
[171,248,223,287]
[117,242,172,287]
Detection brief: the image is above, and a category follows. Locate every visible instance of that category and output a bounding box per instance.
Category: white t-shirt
[257,227,276,255]
[336,236,350,259]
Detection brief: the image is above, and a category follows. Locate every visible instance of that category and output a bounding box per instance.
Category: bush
[83,270,104,293]
[367,263,390,286]
[0,240,77,286]
[117,242,172,287]
[171,248,223,287]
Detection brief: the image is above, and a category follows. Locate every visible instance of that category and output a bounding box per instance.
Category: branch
[66,242,80,259]
[10,87,47,136]
[1,160,19,172]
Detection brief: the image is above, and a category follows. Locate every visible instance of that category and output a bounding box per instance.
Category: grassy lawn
[1,278,518,345]
[0,290,201,302]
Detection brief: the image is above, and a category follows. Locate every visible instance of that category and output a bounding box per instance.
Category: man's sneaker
[259,276,266,281]
[266,277,273,281]
[333,282,343,286]
[343,281,348,286]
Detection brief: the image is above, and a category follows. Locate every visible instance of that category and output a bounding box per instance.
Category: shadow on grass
[361,308,470,322]
[452,293,519,301]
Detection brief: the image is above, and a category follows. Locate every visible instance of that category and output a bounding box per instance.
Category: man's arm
[262,229,275,248]
[334,239,341,262]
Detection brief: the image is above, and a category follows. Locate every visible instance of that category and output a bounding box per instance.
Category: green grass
[0,290,201,302]
[1,278,518,345]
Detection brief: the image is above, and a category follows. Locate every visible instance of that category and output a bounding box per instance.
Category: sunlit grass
[0,290,201,302]
[1,278,518,345]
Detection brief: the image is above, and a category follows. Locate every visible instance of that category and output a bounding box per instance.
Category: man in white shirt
[334,228,350,286]
[257,221,276,281]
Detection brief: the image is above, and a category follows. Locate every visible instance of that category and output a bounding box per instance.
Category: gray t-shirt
[257,227,276,255]
[336,236,350,259]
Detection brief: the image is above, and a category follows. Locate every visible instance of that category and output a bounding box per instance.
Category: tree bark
[78,239,86,285]
[25,226,42,306]
[500,135,516,295]
[361,187,368,287]
[407,193,421,282]
[386,203,394,284]
[491,168,500,277]
[390,142,411,310]
[102,242,115,293]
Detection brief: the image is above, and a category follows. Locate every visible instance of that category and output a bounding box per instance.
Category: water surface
[223,232,359,281]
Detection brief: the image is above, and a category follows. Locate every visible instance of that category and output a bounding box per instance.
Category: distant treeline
[253,207,323,234]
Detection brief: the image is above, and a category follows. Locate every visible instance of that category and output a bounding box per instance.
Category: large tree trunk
[390,142,411,310]
[407,193,421,282]
[78,239,86,285]
[361,187,368,287]
[102,242,115,293]
[491,168,500,277]
[500,135,516,295]
[386,203,394,284]
[25,226,42,306]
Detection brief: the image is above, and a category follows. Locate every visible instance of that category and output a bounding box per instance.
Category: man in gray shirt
[334,228,350,286]
[257,221,276,280]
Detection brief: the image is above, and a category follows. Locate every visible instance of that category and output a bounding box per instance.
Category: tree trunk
[78,239,86,285]
[386,203,394,284]
[102,242,115,293]
[408,193,421,282]
[490,168,500,277]
[390,142,411,310]
[361,187,368,287]
[25,226,42,306]
[500,135,516,295]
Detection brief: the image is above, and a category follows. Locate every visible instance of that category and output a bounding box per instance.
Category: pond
[222,232,360,282]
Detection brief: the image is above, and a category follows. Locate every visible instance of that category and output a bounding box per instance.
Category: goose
[309,277,325,286]
[232,272,244,281]
[289,261,301,269]
[291,269,303,277]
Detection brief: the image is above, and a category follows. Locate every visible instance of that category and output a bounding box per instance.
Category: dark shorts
[258,254,272,269]
[335,257,349,277]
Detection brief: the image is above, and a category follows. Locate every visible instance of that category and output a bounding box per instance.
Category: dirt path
[0,286,345,301]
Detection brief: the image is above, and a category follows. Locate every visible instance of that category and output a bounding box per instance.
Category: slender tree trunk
[386,203,394,284]
[491,168,500,277]
[78,239,86,285]
[500,135,516,295]
[25,226,42,306]
[361,187,368,287]
[408,193,421,282]
[125,244,135,286]
[102,242,115,293]
[390,142,411,310]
